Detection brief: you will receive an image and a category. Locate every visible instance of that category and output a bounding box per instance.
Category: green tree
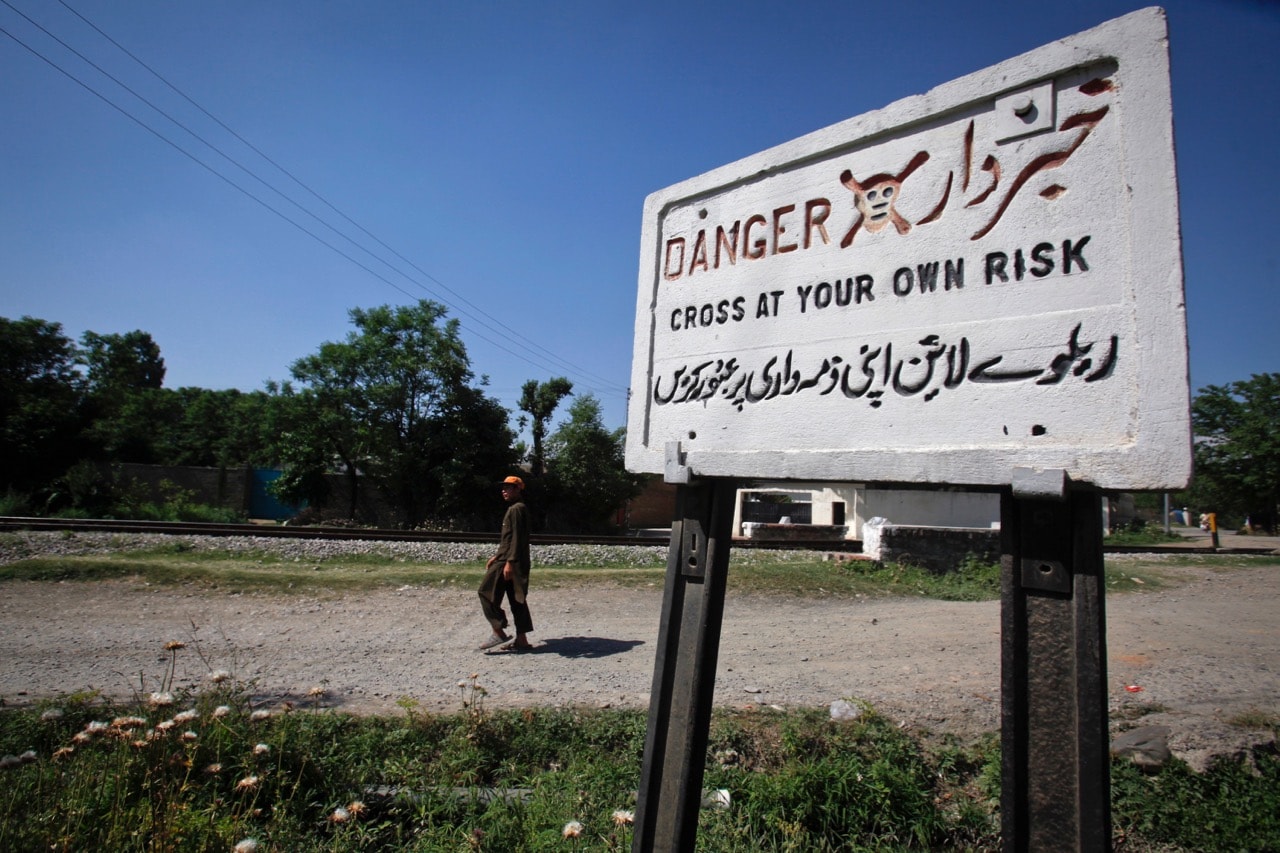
[79,330,167,463]
[518,377,573,476]
[81,330,165,395]
[429,383,522,528]
[265,382,336,512]
[0,316,86,495]
[1190,372,1280,532]
[543,394,642,532]
[155,387,279,468]
[280,300,516,528]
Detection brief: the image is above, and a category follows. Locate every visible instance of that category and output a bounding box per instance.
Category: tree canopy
[0,317,85,493]
[278,300,517,528]
[1,307,642,532]
[543,394,642,532]
[76,329,168,463]
[518,377,573,476]
[1190,372,1280,531]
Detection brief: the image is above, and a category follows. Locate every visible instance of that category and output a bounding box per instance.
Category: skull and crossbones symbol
[839,150,930,248]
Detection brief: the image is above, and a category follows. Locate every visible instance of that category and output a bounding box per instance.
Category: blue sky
[2,0,1277,439]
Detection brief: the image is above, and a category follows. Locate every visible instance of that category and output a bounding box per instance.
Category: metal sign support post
[1001,485,1111,852]
[633,478,736,853]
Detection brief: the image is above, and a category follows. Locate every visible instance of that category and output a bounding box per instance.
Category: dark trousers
[479,577,533,635]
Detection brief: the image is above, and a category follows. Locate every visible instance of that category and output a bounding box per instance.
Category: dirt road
[1,553,1276,768]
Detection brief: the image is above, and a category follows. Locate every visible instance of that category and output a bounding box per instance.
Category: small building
[733,482,1000,540]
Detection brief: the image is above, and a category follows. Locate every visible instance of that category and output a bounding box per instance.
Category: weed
[2,676,1277,850]
[7,534,1278,601]
[1112,749,1280,851]
[1227,708,1280,730]
[1106,522,1185,547]
[1112,702,1170,723]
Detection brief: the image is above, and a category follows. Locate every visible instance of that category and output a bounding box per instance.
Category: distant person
[477,476,534,652]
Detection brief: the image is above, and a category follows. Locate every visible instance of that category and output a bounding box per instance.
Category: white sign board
[626,7,1190,491]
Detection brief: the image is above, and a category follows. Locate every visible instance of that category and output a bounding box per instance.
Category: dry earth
[1,546,1277,769]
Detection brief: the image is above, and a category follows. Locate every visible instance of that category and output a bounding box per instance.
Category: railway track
[4,517,1263,555]
[0,516,662,546]
[0,516,864,552]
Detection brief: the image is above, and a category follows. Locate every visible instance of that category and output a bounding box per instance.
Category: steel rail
[0,516,867,551]
[4,517,1251,554]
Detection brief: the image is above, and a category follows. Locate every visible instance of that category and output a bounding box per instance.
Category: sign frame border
[625,6,1190,492]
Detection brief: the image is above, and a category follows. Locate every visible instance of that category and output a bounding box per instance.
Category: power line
[45,0,628,397]
[54,0,625,397]
[0,20,588,390]
[2,0,630,399]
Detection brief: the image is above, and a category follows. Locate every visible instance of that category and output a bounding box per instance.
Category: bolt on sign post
[626,8,1189,852]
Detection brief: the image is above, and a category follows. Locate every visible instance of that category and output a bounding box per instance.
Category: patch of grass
[726,552,1002,601]
[1119,553,1280,572]
[1111,702,1170,723]
[4,534,1278,601]
[0,489,32,516]
[1103,565,1172,593]
[0,553,652,593]
[1227,708,1280,730]
[1112,748,1280,851]
[1105,522,1186,547]
[0,675,992,852]
[1104,553,1280,592]
[5,676,1272,852]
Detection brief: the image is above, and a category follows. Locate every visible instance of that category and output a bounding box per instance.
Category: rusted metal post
[633,479,736,853]
[1001,488,1111,852]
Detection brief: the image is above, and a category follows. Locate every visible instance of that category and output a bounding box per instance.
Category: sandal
[478,633,509,650]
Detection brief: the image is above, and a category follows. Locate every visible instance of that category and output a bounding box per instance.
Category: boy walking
[477,476,533,651]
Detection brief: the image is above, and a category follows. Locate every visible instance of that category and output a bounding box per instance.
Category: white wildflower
[112,716,147,730]
[148,692,175,709]
[562,820,584,838]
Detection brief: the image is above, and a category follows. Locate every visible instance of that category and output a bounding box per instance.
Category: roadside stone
[1111,725,1173,771]
[830,699,863,722]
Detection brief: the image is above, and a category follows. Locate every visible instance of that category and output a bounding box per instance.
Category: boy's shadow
[530,636,645,659]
